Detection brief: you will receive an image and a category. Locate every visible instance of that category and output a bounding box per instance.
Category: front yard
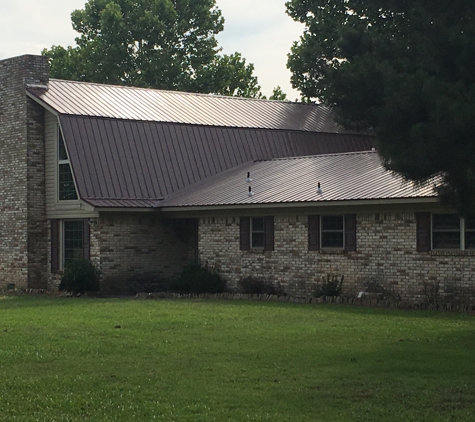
[0,295,474,421]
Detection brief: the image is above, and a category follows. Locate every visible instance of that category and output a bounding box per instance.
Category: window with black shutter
[309,214,357,252]
[419,213,475,251]
[240,216,274,251]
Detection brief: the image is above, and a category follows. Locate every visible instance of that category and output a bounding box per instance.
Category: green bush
[59,259,100,294]
[314,275,344,298]
[170,261,227,294]
[238,276,285,296]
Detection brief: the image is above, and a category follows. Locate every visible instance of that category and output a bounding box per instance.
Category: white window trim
[431,214,474,251]
[56,124,79,203]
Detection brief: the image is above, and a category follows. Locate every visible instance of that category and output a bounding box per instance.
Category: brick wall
[94,214,197,292]
[198,213,475,303]
[0,55,49,289]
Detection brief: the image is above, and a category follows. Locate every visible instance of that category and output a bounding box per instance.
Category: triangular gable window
[58,126,78,201]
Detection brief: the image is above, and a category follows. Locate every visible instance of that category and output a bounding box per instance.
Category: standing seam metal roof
[60,115,373,207]
[158,151,436,208]
[29,79,351,133]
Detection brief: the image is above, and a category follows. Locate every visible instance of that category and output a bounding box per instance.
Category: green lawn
[0,296,474,421]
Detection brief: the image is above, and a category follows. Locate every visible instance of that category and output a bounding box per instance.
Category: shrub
[59,259,100,294]
[314,274,344,298]
[238,276,285,296]
[170,261,227,294]
[128,276,171,294]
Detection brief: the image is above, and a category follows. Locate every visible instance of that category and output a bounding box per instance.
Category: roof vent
[248,186,254,197]
[317,182,323,194]
[246,172,252,183]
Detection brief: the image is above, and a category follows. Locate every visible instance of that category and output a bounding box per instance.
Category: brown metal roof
[29,79,351,133]
[60,116,373,208]
[159,151,436,208]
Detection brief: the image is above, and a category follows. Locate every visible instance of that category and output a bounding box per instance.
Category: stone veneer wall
[198,213,475,303]
[0,55,49,289]
[94,214,197,292]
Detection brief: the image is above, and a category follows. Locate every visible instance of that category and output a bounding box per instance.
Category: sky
[0,0,304,98]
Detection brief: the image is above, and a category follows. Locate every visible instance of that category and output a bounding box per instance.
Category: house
[1,54,474,303]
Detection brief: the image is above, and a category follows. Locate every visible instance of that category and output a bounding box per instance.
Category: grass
[0,296,474,421]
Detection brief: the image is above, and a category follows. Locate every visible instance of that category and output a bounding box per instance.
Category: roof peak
[269,149,378,162]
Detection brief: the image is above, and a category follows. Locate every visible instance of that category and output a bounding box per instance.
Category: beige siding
[45,111,97,219]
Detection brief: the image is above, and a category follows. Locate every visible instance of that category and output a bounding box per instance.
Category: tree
[269,86,287,101]
[43,0,262,97]
[286,0,475,213]
[194,52,262,98]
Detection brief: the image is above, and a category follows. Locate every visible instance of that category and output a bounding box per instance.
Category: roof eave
[157,196,439,213]
[26,90,60,117]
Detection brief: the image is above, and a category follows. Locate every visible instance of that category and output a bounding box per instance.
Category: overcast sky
[0,0,304,98]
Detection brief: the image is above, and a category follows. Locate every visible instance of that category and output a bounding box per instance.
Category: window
[51,219,90,272]
[432,214,460,249]
[240,216,274,251]
[251,217,265,248]
[58,126,78,201]
[321,216,344,248]
[64,221,85,265]
[416,212,475,251]
[308,214,356,251]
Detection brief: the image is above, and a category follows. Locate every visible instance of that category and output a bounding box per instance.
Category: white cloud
[0,0,304,98]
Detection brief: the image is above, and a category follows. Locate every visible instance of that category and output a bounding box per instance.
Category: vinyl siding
[45,111,97,219]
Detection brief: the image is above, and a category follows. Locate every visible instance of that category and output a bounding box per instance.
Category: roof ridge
[270,150,377,162]
[48,78,324,106]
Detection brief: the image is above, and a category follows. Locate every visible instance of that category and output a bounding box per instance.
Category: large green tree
[286,0,475,213]
[43,0,263,97]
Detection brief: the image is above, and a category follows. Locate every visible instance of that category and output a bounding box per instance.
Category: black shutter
[416,212,431,252]
[240,217,250,251]
[308,215,320,251]
[51,219,59,272]
[82,220,91,260]
[345,214,357,252]
[263,216,274,251]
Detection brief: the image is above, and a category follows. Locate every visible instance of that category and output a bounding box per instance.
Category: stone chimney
[0,55,49,289]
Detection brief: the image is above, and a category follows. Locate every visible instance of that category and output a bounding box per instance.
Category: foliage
[286,0,475,213]
[314,274,344,298]
[42,0,263,97]
[59,259,100,294]
[237,276,285,295]
[1,296,475,421]
[195,52,262,98]
[127,275,170,295]
[268,86,287,101]
[169,260,227,294]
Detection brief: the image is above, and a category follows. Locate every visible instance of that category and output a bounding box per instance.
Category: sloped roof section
[159,151,436,208]
[29,79,348,133]
[60,115,373,208]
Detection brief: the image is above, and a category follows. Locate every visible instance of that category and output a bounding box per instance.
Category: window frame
[239,216,274,251]
[431,213,475,251]
[320,215,345,249]
[251,217,265,249]
[308,214,356,252]
[51,219,90,272]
